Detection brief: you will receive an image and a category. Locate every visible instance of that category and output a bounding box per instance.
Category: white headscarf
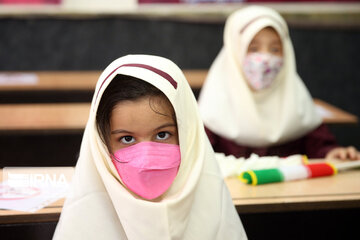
[53,55,247,240]
[198,6,322,148]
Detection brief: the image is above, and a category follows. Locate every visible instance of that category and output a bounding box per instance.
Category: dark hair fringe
[96,74,176,152]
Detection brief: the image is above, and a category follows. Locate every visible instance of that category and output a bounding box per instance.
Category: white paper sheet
[0,73,38,85]
[0,167,73,212]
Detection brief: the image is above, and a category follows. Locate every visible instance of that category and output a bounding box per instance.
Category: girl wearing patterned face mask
[198,6,360,161]
[53,55,247,240]
[243,27,284,91]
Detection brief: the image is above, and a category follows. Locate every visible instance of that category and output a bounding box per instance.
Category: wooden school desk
[227,169,360,214]
[0,165,359,223]
[0,70,357,125]
[0,167,73,224]
[0,70,205,91]
[0,103,89,131]
[0,199,63,224]
[313,99,358,125]
[0,100,356,132]
[227,166,360,239]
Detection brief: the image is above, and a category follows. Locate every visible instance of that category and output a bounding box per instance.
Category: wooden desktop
[0,70,204,91]
[0,99,356,132]
[228,169,360,214]
[1,165,360,223]
[0,70,357,130]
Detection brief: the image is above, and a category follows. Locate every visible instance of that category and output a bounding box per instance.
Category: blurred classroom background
[0,0,359,167]
[0,1,359,239]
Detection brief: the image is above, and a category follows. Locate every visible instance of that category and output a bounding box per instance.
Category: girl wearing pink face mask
[53,55,247,240]
[198,6,360,161]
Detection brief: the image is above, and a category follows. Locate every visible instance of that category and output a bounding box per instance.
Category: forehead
[250,27,281,44]
[110,96,175,130]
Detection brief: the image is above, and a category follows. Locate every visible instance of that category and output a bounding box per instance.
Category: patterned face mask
[243,52,283,91]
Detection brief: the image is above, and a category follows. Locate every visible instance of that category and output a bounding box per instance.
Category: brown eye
[156,132,170,140]
[120,136,135,144]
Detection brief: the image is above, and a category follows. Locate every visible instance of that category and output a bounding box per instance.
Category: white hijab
[198,6,321,148]
[53,55,247,240]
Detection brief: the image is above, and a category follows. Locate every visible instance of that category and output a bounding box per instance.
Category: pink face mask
[243,52,283,91]
[112,141,181,200]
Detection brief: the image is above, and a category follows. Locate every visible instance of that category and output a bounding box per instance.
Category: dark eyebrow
[155,123,177,131]
[111,129,133,135]
[110,123,176,135]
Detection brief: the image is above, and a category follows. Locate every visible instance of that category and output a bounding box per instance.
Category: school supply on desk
[215,153,307,178]
[239,160,360,185]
